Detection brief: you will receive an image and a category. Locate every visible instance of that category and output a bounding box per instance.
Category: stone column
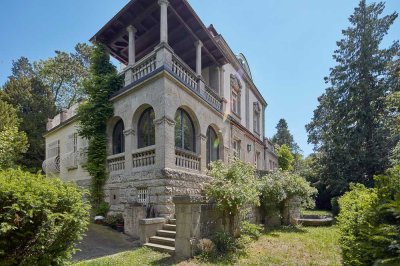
[123,128,135,175]
[155,116,176,169]
[200,134,207,173]
[127,25,137,65]
[158,0,169,44]
[195,40,203,77]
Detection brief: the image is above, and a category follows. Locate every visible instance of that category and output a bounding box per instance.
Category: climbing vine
[77,44,122,216]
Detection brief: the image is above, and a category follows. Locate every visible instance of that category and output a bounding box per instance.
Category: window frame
[137,107,155,149]
[112,119,125,155]
[175,108,196,153]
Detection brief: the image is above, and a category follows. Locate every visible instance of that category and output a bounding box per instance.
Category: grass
[74,226,341,266]
[301,209,332,217]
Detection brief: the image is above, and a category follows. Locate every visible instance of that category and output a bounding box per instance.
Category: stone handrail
[175,149,200,171]
[107,153,125,173]
[202,83,223,110]
[132,146,156,168]
[171,54,198,90]
[122,51,157,83]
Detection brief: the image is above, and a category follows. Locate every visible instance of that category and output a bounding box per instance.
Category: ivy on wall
[77,44,122,216]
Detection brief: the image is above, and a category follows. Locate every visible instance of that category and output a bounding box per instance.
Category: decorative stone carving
[230,74,242,92]
[154,116,175,126]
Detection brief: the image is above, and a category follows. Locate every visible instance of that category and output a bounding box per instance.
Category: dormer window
[230,74,242,117]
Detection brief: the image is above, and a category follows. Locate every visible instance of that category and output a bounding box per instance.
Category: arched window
[138,107,155,148]
[206,126,219,166]
[112,119,125,154]
[175,108,195,152]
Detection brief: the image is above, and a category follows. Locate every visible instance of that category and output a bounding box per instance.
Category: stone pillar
[173,195,203,259]
[200,134,207,173]
[155,116,176,169]
[123,128,135,175]
[127,25,137,65]
[154,43,173,69]
[123,203,146,238]
[282,196,301,225]
[195,40,203,77]
[158,0,169,44]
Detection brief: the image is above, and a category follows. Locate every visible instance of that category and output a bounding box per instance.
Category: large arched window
[112,119,125,154]
[175,108,195,152]
[207,126,220,166]
[138,107,155,148]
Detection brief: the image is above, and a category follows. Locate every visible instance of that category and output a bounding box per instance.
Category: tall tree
[1,57,56,171]
[306,1,399,198]
[271,119,300,153]
[35,43,92,110]
[0,100,28,169]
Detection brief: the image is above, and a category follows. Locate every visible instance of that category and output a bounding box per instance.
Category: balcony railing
[123,52,157,84]
[175,149,200,171]
[171,55,198,90]
[107,154,125,173]
[202,83,223,110]
[132,147,156,169]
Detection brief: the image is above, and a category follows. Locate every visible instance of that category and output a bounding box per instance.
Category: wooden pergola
[91,0,228,71]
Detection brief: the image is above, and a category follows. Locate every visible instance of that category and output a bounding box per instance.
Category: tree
[206,159,260,236]
[77,44,122,215]
[35,43,92,109]
[1,58,56,171]
[271,119,300,153]
[276,144,294,171]
[306,1,400,198]
[0,100,28,169]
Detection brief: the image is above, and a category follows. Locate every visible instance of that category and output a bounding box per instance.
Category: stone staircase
[144,218,176,254]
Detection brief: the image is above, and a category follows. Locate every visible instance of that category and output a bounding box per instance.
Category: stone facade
[43,0,278,221]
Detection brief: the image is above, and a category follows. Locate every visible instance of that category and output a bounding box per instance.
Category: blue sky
[0,0,399,155]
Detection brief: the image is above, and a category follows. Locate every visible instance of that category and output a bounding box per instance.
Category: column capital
[194,40,203,48]
[126,25,137,33]
[158,0,169,6]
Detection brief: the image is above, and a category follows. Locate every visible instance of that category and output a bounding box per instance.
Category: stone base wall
[104,168,210,218]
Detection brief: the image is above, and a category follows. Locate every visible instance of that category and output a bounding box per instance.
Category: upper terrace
[92,0,228,111]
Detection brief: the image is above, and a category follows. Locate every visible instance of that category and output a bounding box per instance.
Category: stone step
[163,224,176,231]
[157,229,176,238]
[169,218,176,225]
[149,236,175,247]
[144,242,175,254]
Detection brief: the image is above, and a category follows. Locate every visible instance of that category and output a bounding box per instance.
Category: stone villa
[43,0,278,230]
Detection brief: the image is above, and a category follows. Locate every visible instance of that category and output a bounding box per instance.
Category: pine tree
[1,58,56,171]
[271,118,300,153]
[306,0,399,198]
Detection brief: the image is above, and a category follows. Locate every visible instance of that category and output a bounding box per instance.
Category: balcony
[107,153,125,174]
[119,47,223,112]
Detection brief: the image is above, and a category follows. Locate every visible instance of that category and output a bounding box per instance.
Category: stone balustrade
[132,147,156,169]
[107,154,125,173]
[122,52,157,84]
[171,55,198,90]
[175,149,201,171]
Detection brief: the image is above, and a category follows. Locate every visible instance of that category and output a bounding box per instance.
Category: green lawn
[301,209,333,217]
[75,226,341,266]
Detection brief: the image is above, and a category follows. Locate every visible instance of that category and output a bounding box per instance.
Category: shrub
[330,196,339,216]
[0,169,90,265]
[212,231,238,254]
[240,221,262,240]
[105,213,124,228]
[197,238,215,260]
[259,170,317,211]
[206,159,260,236]
[337,167,400,265]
